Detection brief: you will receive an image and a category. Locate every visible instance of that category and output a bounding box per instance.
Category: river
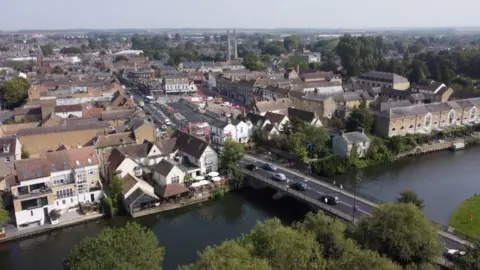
[1,147,480,269]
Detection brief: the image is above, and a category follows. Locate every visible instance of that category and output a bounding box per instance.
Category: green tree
[407,60,429,83]
[263,41,287,56]
[220,139,245,171]
[396,190,425,209]
[453,245,480,270]
[283,35,301,51]
[0,196,9,228]
[286,132,308,160]
[403,50,411,67]
[242,54,264,71]
[21,150,30,159]
[40,44,54,55]
[180,241,271,270]
[64,222,164,270]
[239,218,326,270]
[2,77,30,108]
[346,108,373,133]
[331,247,401,270]
[109,175,123,203]
[352,203,441,268]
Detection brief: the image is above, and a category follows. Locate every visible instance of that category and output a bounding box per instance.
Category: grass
[449,195,480,241]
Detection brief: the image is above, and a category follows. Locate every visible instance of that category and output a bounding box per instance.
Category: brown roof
[83,107,104,118]
[14,157,51,182]
[122,174,138,194]
[54,104,83,113]
[254,98,293,113]
[119,142,155,159]
[155,138,178,154]
[301,71,335,80]
[107,148,127,172]
[265,112,287,125]
[157,183,188,198]
[45,150,70,172]
[101,109,135,121]
[94,132,136,148]
[66,146,99,168]
[18,121,109,136]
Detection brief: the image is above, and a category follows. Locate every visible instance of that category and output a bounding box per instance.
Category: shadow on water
[0,187,312,270]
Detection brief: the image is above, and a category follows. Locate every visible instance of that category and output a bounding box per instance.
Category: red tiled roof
[157,183,188,198]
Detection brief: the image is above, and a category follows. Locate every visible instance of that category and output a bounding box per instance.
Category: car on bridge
[290,182,307,191]
[272,173,287,182]
[261,163,277,172]
[245,164,258,171]
[320,194,339,205]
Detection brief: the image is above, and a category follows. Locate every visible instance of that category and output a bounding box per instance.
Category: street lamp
[352,171,362,222]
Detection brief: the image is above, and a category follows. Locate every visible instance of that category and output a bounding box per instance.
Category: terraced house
[11,147,102,228]
[373,97,480,137]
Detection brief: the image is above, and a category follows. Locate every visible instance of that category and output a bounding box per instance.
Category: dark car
[290,182,307,191]
[320,194,339,205]
[261,163,277,172]
[245,164,258,171]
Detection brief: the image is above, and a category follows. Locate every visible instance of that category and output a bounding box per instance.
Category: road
[128,88,176,129]
[241,155,468,251]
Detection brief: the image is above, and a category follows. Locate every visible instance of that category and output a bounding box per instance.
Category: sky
[1,0,480,30]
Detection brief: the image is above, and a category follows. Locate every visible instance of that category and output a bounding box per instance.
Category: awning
[208,172,219,177]
[191,180,210,188]
[211,176,222,182]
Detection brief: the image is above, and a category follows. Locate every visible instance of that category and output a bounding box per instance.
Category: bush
[211,186,227,199]
[312,154,347,177]
[21,150,29,159]
[102,197,116,218]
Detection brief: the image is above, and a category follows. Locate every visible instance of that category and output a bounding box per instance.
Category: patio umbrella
[211,176,222,182]
[208,172,219,177]
[195,176,205,181]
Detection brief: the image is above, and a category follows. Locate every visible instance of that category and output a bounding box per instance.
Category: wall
[332,136,349,158]
[115,158,138,179]
[19,128,105,156]
[55,111,83,119]
[134,124,155,144]
[393,82,411,90]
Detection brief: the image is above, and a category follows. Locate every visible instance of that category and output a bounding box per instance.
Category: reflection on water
[0,188,310,270]
[332,147,480,225]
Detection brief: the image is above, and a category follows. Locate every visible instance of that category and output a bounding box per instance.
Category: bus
[145,96,155,104]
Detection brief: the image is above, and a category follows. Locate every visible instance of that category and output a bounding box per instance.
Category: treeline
[63,196,480,270]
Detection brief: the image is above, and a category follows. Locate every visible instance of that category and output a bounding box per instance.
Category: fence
[241,169,353,222]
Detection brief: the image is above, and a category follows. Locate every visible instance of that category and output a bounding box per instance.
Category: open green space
[449,195,480,241]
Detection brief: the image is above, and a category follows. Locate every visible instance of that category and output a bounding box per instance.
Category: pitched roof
[118,143,151,159]
[342,132,371,144]
[265,112,287,124]
[153,159,176,176]
[54,104,83,113]
[157,183,189,198]
[246,112,267,126]
[287,107,317,123]
[65,146,99,168]
[254,98,293,113]
[122,173,139,194]
[18,121,109,136]
[107,148,127,171]
[101,109,135,121]
[14,157,51,181]
[0,136,17,157]
[155,138,178,154]
[171,130,209,159]
[94,132,136,148]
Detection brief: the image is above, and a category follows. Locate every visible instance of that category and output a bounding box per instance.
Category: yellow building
[373,97,480,137]
[354,71,410,90]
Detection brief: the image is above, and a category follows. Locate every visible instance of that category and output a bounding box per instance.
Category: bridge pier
[272,190,286,200]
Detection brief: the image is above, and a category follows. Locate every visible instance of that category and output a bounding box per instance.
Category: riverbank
[449,195,480,242]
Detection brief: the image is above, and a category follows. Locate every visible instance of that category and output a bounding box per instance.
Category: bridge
[240,155,473,267]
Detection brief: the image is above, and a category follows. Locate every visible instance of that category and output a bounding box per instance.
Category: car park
[320,194,339,205]
[261,163,277,172]
[272,173,287,182]
[290,182,307,191]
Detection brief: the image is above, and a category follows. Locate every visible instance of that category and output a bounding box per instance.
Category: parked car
[261,163,277,172]
[245,164,258,171]
[272,173,287,182]
[290,182,307,191]
[320,194,339,205]
[161,125,167,130]
[444,249,466,260]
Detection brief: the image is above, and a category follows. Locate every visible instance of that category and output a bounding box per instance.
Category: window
[206,166,212,173]
[51,164,56,171]
[471,107,477,121]
[36,169,42,177]
[76,160,80,167]
[171,176,180,184]
[63,161,69,169]
[62,200,66,205]
[56,188,73,199]
[30,211,33,216]
[5,157,10,162]
[448,110,455,125]
[425,113,432,128]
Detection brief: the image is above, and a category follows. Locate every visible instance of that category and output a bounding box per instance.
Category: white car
[206,96,214,101]
[272,173,287,182]
[444,248,466,260]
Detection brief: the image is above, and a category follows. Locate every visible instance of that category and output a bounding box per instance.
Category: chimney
[227,117,231,124]
[296,64,300,75]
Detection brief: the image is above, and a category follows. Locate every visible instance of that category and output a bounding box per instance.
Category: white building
[114,50,144,56]
[332,131,371,158]
[153,159,186,186]
[210,118,249,145]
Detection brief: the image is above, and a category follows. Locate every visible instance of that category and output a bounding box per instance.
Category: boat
[450,142,465,151]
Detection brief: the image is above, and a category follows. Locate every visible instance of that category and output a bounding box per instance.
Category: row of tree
[64,191,478,269]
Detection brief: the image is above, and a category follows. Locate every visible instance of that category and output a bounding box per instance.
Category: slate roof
[0,136,17,157]
[388,97,480,118]
[153,159,175,176]
[54,104,83,113]
[246,112,268,126]
[342,132,371,144]
[265,112,287,124]
[118,142,152,159]
[170,130,209,159]
[101,109,135,121]
[358,71,408,83]
[287,107,317,123]
[107,148,127,172]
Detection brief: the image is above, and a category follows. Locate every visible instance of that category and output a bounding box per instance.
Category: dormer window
[51,164,56,171]
[76,160,80,167]
[3,144,10,153]
[36,169,42,177]
[63,161,69,169]
[87,158,92,165]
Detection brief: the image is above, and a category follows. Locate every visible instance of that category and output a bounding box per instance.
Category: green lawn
[449,195,480,240]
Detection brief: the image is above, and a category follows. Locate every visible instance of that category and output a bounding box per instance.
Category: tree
[174,33,182,41]
[0,196,9,228]
[40,44,54,55]
[64,222,164,270]
[283,35,301,51]
[21,150,29,159]
[180,241,271,270]
[109,175,123,204]
[396,190,425,209]
[263,41,287,56]
[2,77,30,108]
[453,245,480,270]
[239,218,326,270]
[332,247,401,270]
[286,132,309,160]
[346,108,373,133]
[352,203,441,267]
[242,54,264,71]
[220,139,245,171]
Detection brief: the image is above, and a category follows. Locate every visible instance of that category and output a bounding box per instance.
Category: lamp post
[352,171,362,222]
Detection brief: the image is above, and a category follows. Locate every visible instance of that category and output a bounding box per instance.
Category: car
[272,173,287,182]
[444,249,466,260]
[261,163,277,172]
[206,96,214,101]
[290,182,307,191]
[245,164,258,171]
[320,194,340,205]
[161,125,167,130]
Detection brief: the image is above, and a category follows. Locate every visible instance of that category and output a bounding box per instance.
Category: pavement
[242,154,470,251]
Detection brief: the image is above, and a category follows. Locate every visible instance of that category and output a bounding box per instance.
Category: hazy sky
[2,0,479,30]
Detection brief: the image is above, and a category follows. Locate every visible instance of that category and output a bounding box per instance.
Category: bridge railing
[241,169,354,222]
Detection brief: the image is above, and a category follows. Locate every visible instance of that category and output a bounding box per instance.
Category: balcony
[15,187,52,201]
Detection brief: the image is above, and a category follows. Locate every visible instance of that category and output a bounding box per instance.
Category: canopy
[211,176,222,182]
[190,180,210,188]
[194,176,205,181]
[208,172,219,177]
